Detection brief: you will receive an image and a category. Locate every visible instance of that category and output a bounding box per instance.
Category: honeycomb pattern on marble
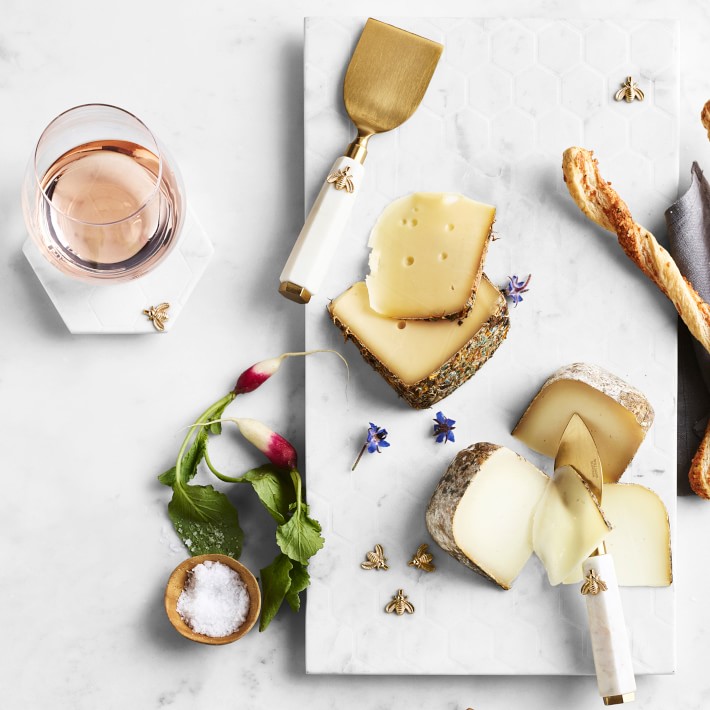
[304,18,677,675]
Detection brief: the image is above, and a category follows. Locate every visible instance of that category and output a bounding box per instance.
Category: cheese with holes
[532,464,611,586]
[365,193,495,320]
[563,483,672,587]
[329,274,509,409]
[512,363,654,483]
[426,443,549,589]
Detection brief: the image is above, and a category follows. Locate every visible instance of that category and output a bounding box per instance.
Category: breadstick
[562,146,710,354]
[690,419,710,499]
[563,144,710,499]
[689,101,710,499]
[702,99,710,140]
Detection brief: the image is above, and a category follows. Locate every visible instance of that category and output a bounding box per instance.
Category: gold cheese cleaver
[279,18,443,304]
[555,414,636,706]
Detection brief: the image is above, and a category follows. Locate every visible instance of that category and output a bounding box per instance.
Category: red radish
[162,348,336,631]
[234,357,281,394]
[172,348,347,486]
[207,417,298,471]
[234,349,348,394]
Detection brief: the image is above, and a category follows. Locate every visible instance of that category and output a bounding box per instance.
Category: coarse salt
[176,561,250,637]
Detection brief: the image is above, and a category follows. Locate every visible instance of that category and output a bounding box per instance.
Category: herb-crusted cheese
[365,193,495,320]
[328,274,509,408]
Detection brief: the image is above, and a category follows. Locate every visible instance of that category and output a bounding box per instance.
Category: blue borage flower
[503,274,531,307]
[352,422,390,470]
[366,422,390,453]
[433,411,456,444]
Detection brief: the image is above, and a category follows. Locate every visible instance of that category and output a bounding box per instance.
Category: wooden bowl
[164,553,261,644]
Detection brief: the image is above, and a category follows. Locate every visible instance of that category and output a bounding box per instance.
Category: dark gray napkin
[665,162,710,488]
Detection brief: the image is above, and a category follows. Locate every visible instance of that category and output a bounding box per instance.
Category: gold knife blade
[554,413,603,503]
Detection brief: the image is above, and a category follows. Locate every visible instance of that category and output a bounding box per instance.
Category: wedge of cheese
[562,483,672,587]
[365,193,495,320]
[532,464,612,586]
[512,363,654,482]
[329,275,509,409]
[426,444,549,590]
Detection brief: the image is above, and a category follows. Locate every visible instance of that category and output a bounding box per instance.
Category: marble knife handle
[582,553,636,705]
[279,156,364,303]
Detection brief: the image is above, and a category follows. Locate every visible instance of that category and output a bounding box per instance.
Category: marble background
[0,1,708,709]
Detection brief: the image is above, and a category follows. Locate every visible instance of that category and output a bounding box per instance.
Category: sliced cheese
[329,275,509,408]
[366,193,495,320]
[512,363,654,482]
[532,464,611,586]
[426,443,549,589]
[563,483,672,587]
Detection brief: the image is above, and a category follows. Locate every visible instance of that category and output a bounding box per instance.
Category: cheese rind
[563,483,672,587]
[366,193,495,320]
[532,464,611,586]
[512,363,654,482]
[328,275,509,409]
[427,440,670,590]
[426,443,549,590]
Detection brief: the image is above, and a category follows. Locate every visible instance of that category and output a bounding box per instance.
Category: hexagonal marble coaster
[22,210,214,334]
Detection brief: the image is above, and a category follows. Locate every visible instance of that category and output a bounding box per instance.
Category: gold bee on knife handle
[143,302,170,331]
[408,543,435,573]
[361,544,388,570]
[581,568,608,596]
[385,589,415,615]
[326,165,355,193]
[614,76,644,103]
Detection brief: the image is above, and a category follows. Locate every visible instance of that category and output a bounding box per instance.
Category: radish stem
[174,393,235,487]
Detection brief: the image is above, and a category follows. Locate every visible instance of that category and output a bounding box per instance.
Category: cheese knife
[555,413,636,706]
[279,18,443,304]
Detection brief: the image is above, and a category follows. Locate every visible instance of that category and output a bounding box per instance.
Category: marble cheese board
[303,17,678,675]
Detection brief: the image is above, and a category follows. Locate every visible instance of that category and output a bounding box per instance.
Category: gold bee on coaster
[408,543,435,573]
[385,589,415,616]
[144,302,170,331]
[614,76,644,103]
[361,544,388,571]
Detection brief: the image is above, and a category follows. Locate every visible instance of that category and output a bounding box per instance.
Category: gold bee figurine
[408,543,435,573]
[143,302,170,331]
[385,589,415,616]
[326,165,355,193]
[361,544,389,571]
[581,569,608,596]
[614,76,644,103]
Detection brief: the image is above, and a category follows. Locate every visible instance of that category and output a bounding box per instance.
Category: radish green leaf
[168,483,243,558]
[285,561,310,612]
[235,464,296,525]
[259,553,293,631]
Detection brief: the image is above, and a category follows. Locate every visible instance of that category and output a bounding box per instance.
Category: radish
[164,348,346,487]
[205,417,298,471]
[159,348,339,632]
[234,349,348,394]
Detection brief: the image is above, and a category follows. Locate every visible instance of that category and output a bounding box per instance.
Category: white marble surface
[303,16,678,676]
[1,1,709,709]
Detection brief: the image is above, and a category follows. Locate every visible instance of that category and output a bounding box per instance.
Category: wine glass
[22,104,185,282]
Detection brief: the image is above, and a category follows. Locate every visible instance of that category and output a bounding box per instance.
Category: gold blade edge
[554,413,603,502]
